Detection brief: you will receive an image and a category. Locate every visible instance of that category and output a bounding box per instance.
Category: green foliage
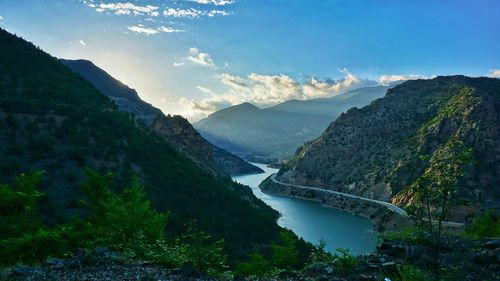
[0,227,67,265]
[390,265,432,281]
[307,239,334,264]
[180,223,228,275]
[0,28,282,261]
[0,172,44,238]
[76,170,169,257]
[271,231,299,269]
[332,248,358,274]
[236,253,273,277]
[381,226,430,245]
[0,172,70,265]
[464,211,500,239]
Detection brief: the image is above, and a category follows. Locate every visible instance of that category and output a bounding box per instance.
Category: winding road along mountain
[268,173,464,228]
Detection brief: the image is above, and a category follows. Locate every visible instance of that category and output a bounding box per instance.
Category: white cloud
[207,10,231,17]
[181,69,366,119]
[303,68,360,98]
[92,2,159,17]
[173,62,185,67]
[0,16,3,21]
[79,39,87,46]
[191,0,235,6]
[164,8,203,18]
[377,74,427,85]
[163,7,231,18]
[127,25,183,35]
[487,69,500,78]
[187,47,215,67]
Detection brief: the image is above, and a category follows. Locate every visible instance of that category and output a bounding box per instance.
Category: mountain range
[194,84,398,162]
[61,59,262,176]
[275,76,500,222]
[0,28,279,258]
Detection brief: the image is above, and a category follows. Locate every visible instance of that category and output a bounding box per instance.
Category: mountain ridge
[61,59,262,176]
[194,85,395,161]
[275,76,500,222]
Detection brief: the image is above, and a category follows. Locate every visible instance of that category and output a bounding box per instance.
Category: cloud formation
[487,69,500,78]
[163,8,231,18]
[127,25,184,35]
[91,2,160,17]
[182,69,366,119]
[186,47,215,67]
[79,39,87,46]
[191,0,235,6]
[377,74,427,85]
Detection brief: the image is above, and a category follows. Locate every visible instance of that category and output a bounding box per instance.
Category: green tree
[271,231,299,269]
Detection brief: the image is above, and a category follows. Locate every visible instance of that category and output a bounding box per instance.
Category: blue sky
[1,0,499,120]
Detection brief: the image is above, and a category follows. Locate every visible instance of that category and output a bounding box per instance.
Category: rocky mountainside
[277,76,500,221]
[62,59,261,176]
[151,114,263,175]
[194,85,394,162]
[0,28,279,257]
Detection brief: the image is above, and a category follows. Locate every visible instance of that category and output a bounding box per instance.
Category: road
[269,173,464,227]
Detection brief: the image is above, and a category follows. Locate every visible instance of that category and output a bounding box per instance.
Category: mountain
[61,59,262,176]
[194,85,394,162]
[60,59,161,124]
[151,114,263,175]
[276,76,500,221]
[0,28,279,257]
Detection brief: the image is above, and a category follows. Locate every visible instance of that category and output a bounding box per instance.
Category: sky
[0,0,499,121]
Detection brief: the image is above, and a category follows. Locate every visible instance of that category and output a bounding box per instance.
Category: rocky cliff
[277,76,500,220]
[151,114,263,176]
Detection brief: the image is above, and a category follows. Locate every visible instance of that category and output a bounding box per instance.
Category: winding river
[232,162,377,255]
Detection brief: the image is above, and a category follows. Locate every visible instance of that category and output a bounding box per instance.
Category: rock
[482,239,500,250]
[382,261,397,272]
[46,258,68,269]
[11,266,36,276]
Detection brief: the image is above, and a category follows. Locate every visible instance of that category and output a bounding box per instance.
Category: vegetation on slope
[0,28,285,261]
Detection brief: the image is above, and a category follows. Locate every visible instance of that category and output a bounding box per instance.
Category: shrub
[390,264,432,281]
[333,248,358,274]
[271,231,299,269]
[236,253,273,276]
[464,211,500,239]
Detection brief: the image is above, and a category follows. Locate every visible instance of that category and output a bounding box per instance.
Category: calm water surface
[232,163,377,255]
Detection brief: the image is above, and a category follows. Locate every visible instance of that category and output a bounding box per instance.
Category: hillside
[194,85,393,162]
[60,59,161,124]
[62,59,262,176]
[0,28,279,258]
[277,76,500,221]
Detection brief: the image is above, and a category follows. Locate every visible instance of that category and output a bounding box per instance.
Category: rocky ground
[2,238,498,281]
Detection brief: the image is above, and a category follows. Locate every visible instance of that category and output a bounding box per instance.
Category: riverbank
[259,175,410,232]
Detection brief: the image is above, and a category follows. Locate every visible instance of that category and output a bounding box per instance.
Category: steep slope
[151,114,263,175]
[61,59,161,124]
[0,28,279,257]
[62,59,262,175]
[277,76,500,220]
[194,85,392,161]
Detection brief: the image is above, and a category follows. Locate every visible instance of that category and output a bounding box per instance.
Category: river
[232,162,377,255]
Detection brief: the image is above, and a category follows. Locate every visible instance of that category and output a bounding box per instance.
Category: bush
[333,248,358,274]
[271,231,299,269]
[390,264,432,281]
[236,253,273,276]
[464,211,500,239]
